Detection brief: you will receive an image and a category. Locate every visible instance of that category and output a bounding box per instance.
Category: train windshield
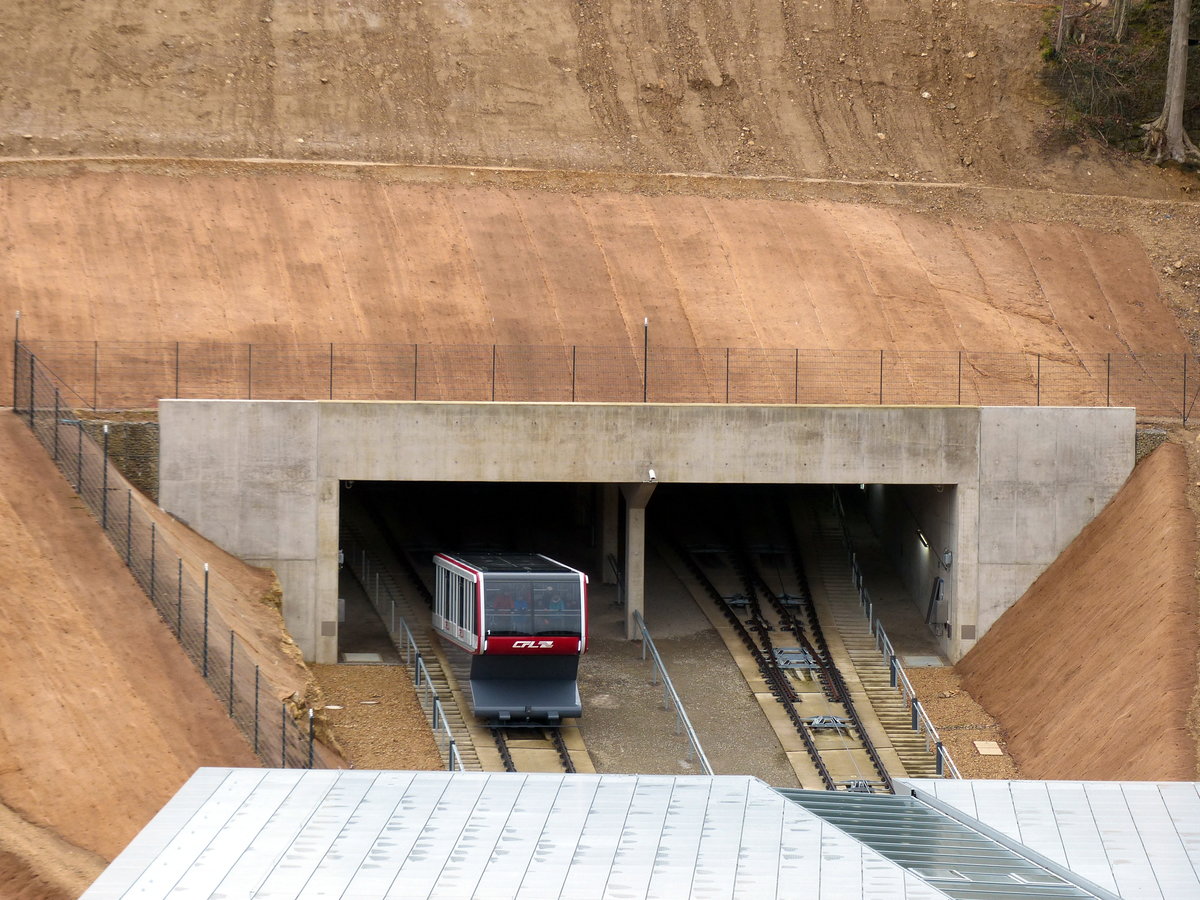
[484,580,581,637]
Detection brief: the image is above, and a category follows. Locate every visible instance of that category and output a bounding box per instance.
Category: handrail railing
[830,488,961,779]
[633,610,713,775]
[341,531,465,771]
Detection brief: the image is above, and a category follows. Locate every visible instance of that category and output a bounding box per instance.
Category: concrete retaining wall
[159,401,1134,663]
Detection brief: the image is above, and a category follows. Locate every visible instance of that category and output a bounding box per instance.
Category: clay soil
[310,665,443,771]
[959,441,1199,781]
[0,416,260,864]
[3,0,1178,193]
[2,171,1195,406]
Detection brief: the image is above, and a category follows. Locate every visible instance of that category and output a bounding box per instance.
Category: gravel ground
[311,664,443,771]
[906,667,1019,779]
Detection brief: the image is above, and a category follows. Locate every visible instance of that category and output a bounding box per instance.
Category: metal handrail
[829,488,961,779]
[341,533,465,771]
[607,553,624,606]
[633,610,714,775]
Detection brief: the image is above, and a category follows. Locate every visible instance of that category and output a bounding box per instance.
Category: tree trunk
[1143,0,1200,163]
[1113,0,1131,42]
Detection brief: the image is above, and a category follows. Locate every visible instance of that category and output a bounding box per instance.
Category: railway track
[663,490,894,793]
[491,726,579,774]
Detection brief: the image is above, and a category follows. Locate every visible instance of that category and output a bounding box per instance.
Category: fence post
[126,489,132,566]
[1036,353,1041,406]
[176,558,183,637]
[1176,352,1185,427]
[52,390,61,461]
[911,697,921,731]
[202,562,210,678]
[935,741,945,776]
[957,350,963,405]
[571,345,577,402]
[308,708,315,769]
[889,654,898,688]
[254,665,261,754]
[412,343,418,400]
[643,318,649,403]
[11,310,18,412]
[491,344,496,402]
[1106,353,1111,407]
[229,632,235,715]
[878,349,884,404]
[92,340,98,410]
[75,422,83,490]
[281,704,287,768]
[246,343,253,400]
[725,348,730,403]
[150,523,156,606]
[328,342,334,400]
[174,341,180,399]
[794,348,799,404]
[28,352,35,427]
[101,425,110,528]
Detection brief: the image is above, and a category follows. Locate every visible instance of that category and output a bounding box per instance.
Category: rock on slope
[958,441,1199,781]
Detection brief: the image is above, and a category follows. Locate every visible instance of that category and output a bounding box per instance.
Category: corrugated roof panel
[125,768,276,898]
[905,779,1200,900]
[519,776,600,900]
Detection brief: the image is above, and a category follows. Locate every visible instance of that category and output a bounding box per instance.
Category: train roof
[437,551,580,575]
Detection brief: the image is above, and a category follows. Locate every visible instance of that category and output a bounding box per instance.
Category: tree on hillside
[1142,0,1200,162]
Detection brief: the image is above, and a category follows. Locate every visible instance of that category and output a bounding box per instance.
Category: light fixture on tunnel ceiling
[940,549,954,569]
[859,483,865,491]
[647,468,657,483]
[916,529,929,548]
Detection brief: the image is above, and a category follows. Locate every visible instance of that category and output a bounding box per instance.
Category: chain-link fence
[13,342,324,769]
[14,338,1200,420]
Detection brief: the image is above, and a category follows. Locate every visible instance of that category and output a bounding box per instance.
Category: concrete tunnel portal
[157,400,1135,665]
[335,479,963,666]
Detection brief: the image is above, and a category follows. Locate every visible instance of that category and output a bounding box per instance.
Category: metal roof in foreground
[81,770,1200,900]
[83,769,946,899]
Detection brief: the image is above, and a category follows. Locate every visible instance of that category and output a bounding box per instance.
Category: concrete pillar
[600,484,619,583]
[620,483,656,639]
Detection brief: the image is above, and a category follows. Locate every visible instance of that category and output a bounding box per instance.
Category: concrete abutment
[158,402,1134,664]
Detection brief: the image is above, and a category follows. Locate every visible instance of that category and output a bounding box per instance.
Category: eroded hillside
[0,0,1187,196]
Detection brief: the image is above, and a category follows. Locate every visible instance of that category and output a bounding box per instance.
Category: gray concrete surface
[159,401,1135,663]
[578,555,800,785]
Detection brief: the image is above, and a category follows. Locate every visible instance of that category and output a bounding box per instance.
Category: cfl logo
[513,640,554,649]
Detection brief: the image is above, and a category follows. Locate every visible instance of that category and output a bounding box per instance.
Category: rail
[633,610,714,775]
[830,488,962,779]
[341,532,465,772]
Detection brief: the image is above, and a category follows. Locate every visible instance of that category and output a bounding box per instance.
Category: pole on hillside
[643,318,649,403]
[203,562,210,678]
[12,310,20,412]
[101,425,110,528]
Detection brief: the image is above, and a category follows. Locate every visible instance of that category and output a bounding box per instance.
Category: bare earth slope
[1,170,1188,402]
[958,441,1199,781]
[0,414,259,863]
[1,0,1156,193]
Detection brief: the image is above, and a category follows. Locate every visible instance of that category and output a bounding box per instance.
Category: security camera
[647,468,657,483]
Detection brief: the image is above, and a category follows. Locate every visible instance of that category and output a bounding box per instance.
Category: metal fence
[13,341,323,769]
[341,530,466,771]
[15,338,1200,420]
